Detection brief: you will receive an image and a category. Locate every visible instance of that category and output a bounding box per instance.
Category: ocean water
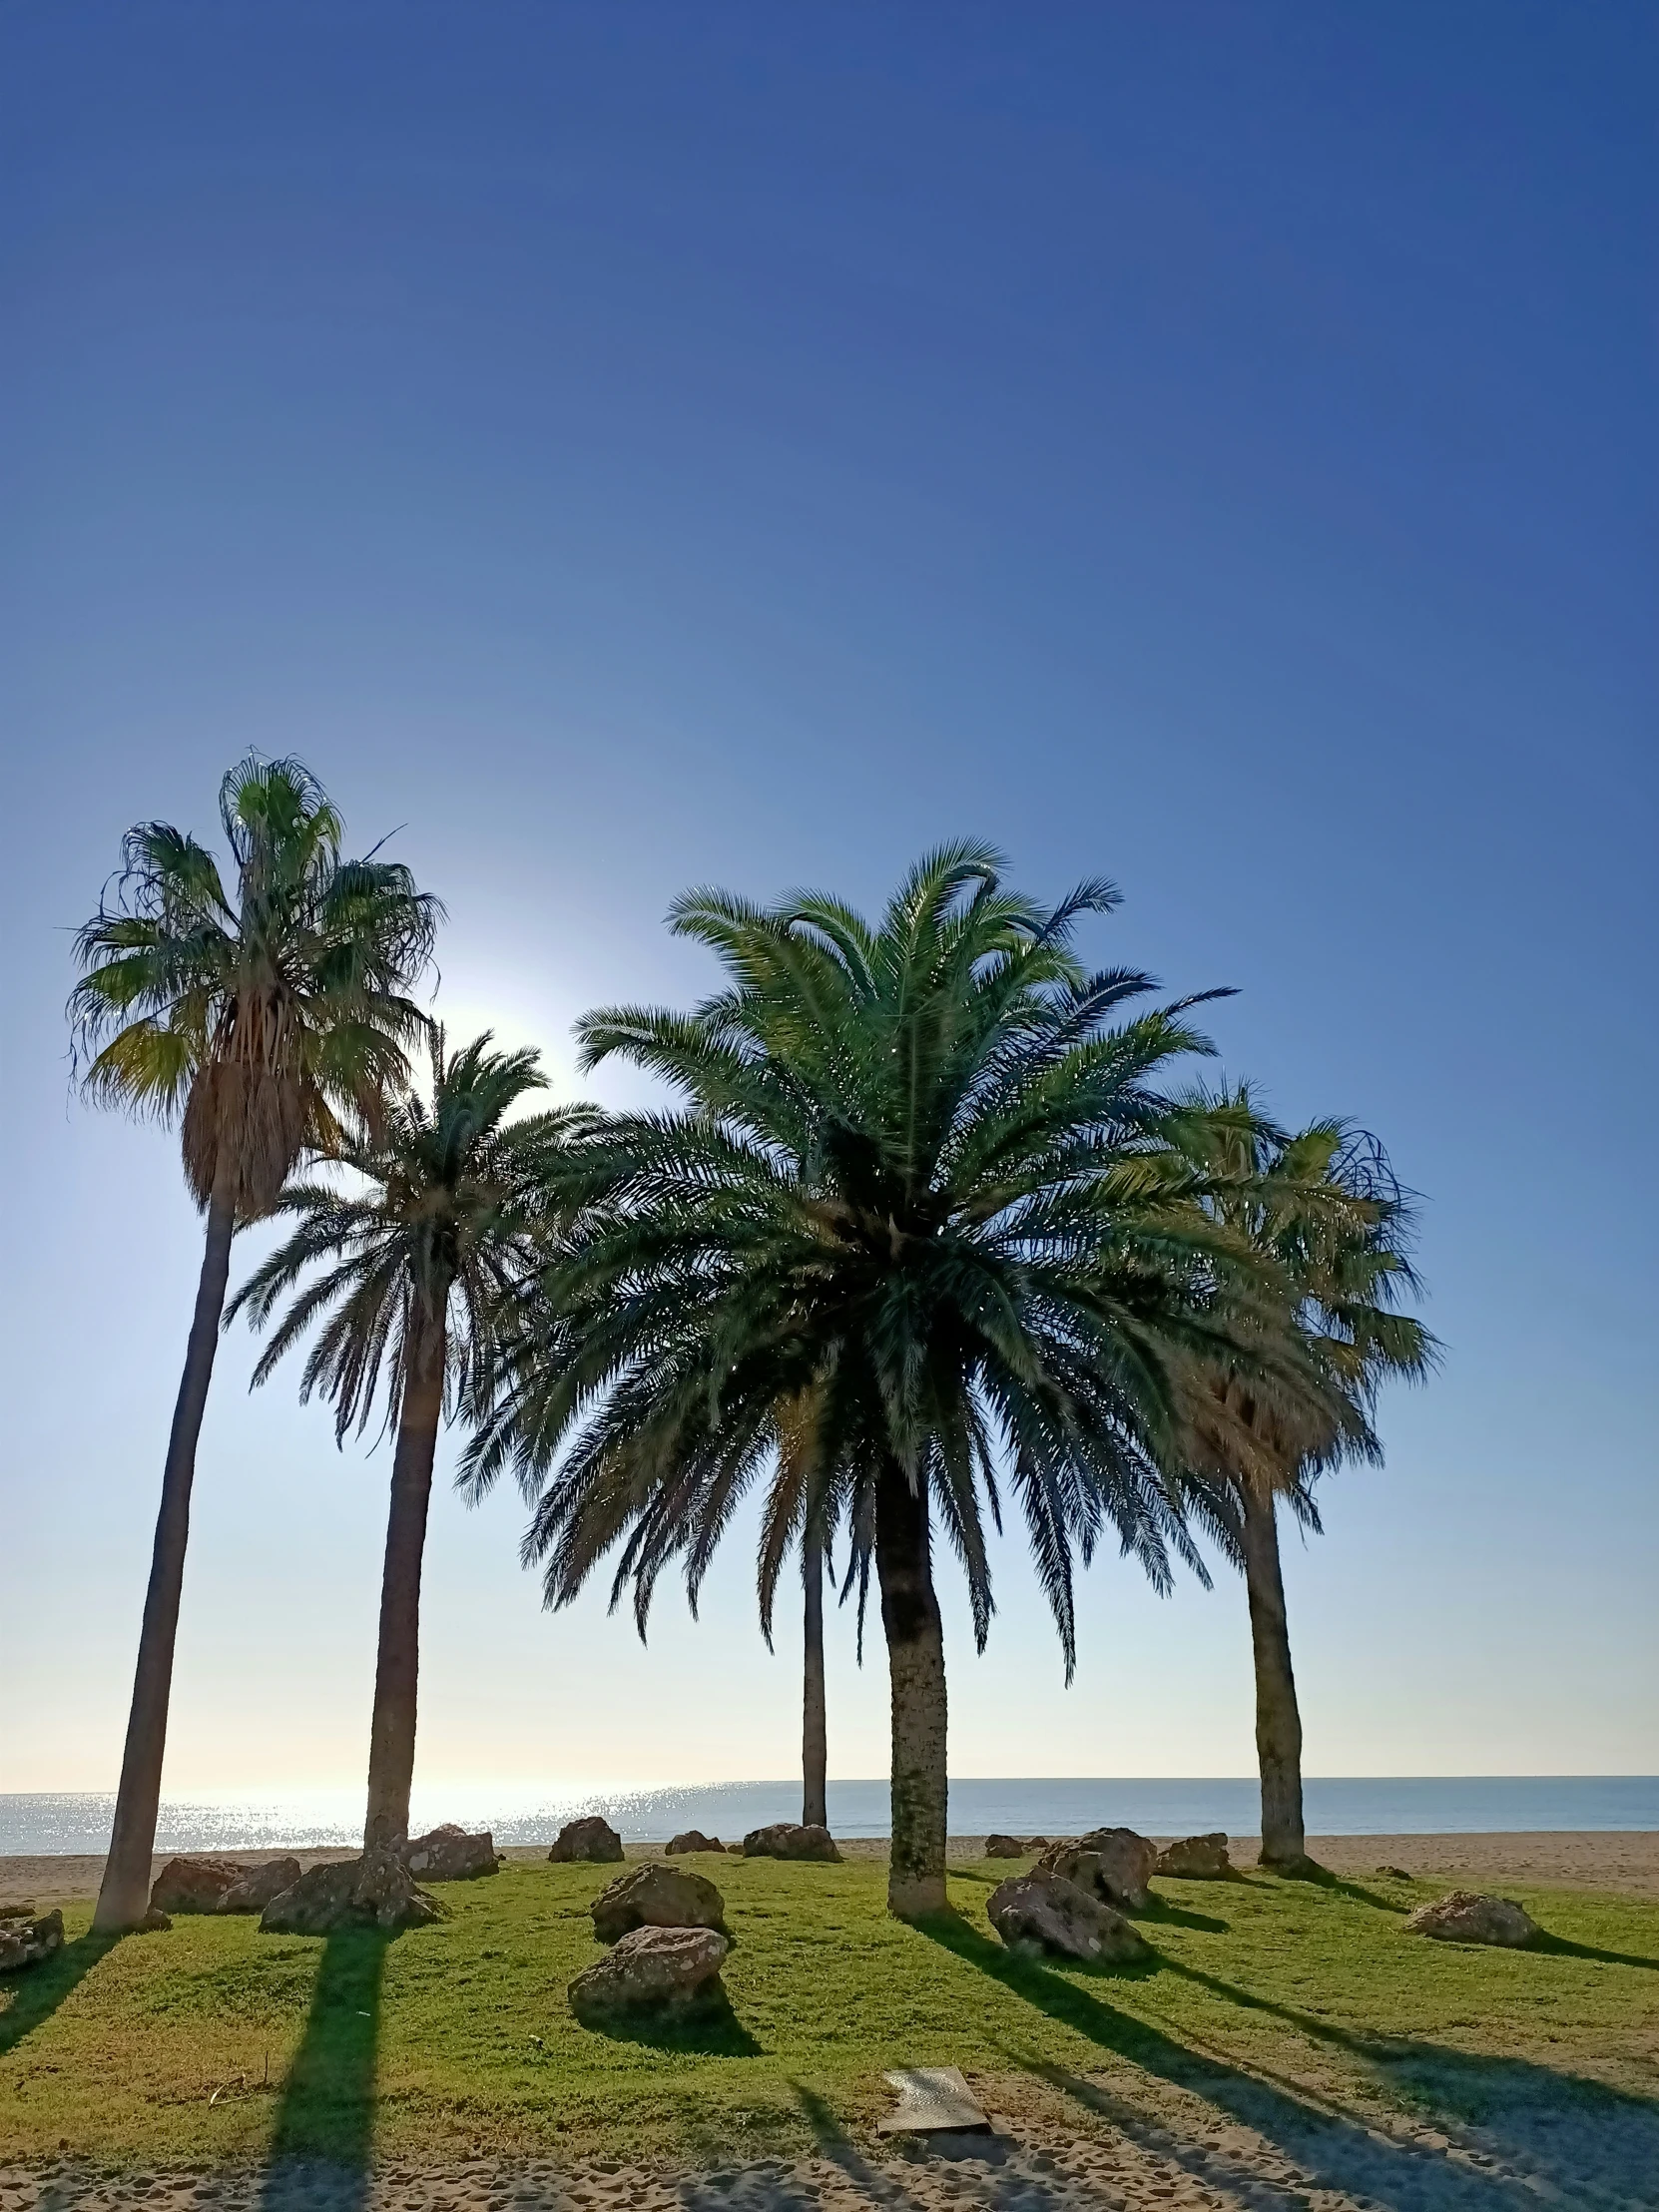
[4,1776,1654,1856]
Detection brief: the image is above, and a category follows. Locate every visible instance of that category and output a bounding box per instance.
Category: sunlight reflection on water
[4,1776,1655,1855]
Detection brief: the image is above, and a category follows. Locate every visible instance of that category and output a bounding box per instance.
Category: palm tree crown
[231,1028,596,1436]
[70,754,441,1219]
[471,842,1307,1913]
[1178,1086,1435,1500]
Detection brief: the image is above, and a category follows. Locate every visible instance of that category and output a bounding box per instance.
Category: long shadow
[789,2081,1040,2210]
[573,1984,762,2056]
[1165,1951,1659,2106]
[918,1907,1658,2210]
[1257,1862,1409,1913]
[0,1930,124,2058]
[258,1929,388,2212]
[1136,1895,1229,1935]
[1529,1930,1659,1971]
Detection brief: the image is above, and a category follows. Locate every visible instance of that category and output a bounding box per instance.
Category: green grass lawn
[3,1856,1656,2171]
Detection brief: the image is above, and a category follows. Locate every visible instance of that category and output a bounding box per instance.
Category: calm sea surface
[4,1777,1654,1855]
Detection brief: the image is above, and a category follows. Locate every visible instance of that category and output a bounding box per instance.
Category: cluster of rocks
[982,1825,1239,1963]
[150,1855,303,1918]
[138,1824,501,1939]
[568,1861,732,2022]
[0,1905,64,1971]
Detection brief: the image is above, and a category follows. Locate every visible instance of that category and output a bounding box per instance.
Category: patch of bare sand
[5,2063,1659,2212]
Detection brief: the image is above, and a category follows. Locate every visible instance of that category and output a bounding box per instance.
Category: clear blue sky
[3,3,1653,1797]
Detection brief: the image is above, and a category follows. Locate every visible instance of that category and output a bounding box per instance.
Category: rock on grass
[590,1863,726,1942]
[1404,1891,1538,1946]
[567,1925,731,2022]
[547,1817,625,1864]
[260,1853,439,1936]
[987,1870,1148,1963]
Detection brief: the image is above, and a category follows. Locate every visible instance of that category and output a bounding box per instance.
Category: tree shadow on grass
[258,1928,388,2212]
[0,1930,124,2058]
[1528,1930,1659,1971]
[1256,1862,1409,1914]
[1136,1894,1230,1935]
[919,1907,1659,2210]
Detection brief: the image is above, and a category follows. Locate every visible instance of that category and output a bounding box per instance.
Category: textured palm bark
[875,1466,947,1918]
[1241,1479,1312,1871]
[94,1175,237,1932]
[802,1533,828,1830]
[361,1287,449,1859]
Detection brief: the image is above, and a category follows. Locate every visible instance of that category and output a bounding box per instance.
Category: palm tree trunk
[1240,1480,1311,1871]
[361,1290,449,1859]
[93,1179,237,1932]
[875,1464,947,1918]
[802,1530,828,1830]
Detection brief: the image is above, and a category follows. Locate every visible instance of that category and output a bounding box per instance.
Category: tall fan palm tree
[230,1032,598,1864]
[1177,1089,1434,1872]
[469,844,1305,1917]
[70,758,439,1933]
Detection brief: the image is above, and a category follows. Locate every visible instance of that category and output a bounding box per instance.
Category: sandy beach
[6,1828,1658,1909]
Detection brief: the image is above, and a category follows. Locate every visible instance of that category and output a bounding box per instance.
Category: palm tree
[1177,1090,1434,1872]
[773,1392,833,1830]
[69,758,439,1933]
[469,844,1304,1917]
[230,1032,598,1865]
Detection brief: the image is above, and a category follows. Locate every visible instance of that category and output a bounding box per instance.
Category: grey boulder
[406,1825,498,1881]
[742,1822,841,1862]
[0,1908,64,1970]
[260,1853,439,1936]
[590,1863,726,1943]
[548,1817,625,1864]
[218,1857,304,1914]
[987,1871,1148,1963]
[1041,1827,1157,1910]
[665,1830,724,1856]
[1155,1833,1233,1880]
[983,1834,1027,1858]
[1404,1891,1537,1947]
[568,1925,731,2021]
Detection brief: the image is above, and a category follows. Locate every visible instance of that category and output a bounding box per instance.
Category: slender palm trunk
[94,1178,237,1932]
[1240,1480,1310,1871]
[361,1287,449,1859]
[802,1530,828,1830]
[875,1465,947,1918]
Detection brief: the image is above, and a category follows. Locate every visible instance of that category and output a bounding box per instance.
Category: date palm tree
[230,1032,599,1866]
[468,844,1306,1917]
[69,757,439,1933]
[1178,1089,1434,1872]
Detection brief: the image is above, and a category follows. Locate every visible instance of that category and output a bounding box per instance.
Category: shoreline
[5,1827,1657,1907]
